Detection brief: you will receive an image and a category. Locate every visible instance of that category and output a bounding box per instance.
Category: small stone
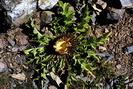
[116,64,121,69]
[38,0,58,10]
[99,46,107,51]
[49,72,62,86]
[11,46,27,52]
[11,73,26,81]
[15,55,26,64]
[103,83,111,89]
[43,27,53,36]
[128,82,133,89]
[49,85,57,89]
[7,39,15,46]
[120,0,133,8]
[105,28,109,33]
[123,46,133,54]
[41,11,54,24]
[32,81,38,89]
[18,46,27,51]
[97,53,113,62]
[11,82,17,88]
[107,8,125,21]
[0,62,7,73]
[91,12,97,24]
[11,47,19,52]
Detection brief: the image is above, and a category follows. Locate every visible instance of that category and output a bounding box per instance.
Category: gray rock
[41,11,54,24]
[38,0,58,10]
[1,0,37,26]
[7,39,15,46]
[104,28,109,33]
[0,62,7,73]
[107,8,125,21]
[1,0,58,27]
[91,12,97,24]
[48,72,62,86]
[10,82,17,89]
[124,46,133,54]
[10,72,26,81]
[11,46,18,52]
[15,55,26,64]
[32,81,39,89]
[97,53,113,62]
[48,85,57,89]
[128,82,133,89]
[99,46,107,51]
[102,83,110,89]
[120,0,133,8]
[11,46,27,52]
[116,64,122,69]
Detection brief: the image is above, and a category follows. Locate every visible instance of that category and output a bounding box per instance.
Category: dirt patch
[93,11,133,77]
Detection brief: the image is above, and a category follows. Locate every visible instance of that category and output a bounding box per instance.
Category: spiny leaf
[24,49,33,55]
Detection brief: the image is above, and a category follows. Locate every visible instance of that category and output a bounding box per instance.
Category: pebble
[91,12,97,24]
[11,47,19,52]
[107,9,125,21]
[123,46,133,54]
[128,82,133,88]
[116,64,122,69]
[10,82,17,88]
[0,62,7,73]
[48,85,57,89]
[15,55,26,64]
[40,11,54,24]
[11,72,26,81]
[105,28,109,33]
[99,46,107,51]
[38,0,58,10]
[102,83,110,89]
[32,81,38,89]
[97,53,113,62]
[119,0,133,8]
[49,72,62,86]
[7,39,15,46]
[11,46,27,52]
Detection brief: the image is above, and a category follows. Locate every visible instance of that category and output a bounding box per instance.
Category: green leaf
[41,55,51,62]
[41,72,46,79]
[26,58,34,64]
[37,47,45,53]
[58,1,75,26]
[33,28,43,39]
[71,76,77,81]
[59,59,64,69]
[31,49,37,56]
[24,49,33,55]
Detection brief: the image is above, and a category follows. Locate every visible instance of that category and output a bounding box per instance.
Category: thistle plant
[24,1,113,88]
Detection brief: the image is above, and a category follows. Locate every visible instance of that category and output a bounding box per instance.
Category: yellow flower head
[53,37,72,54]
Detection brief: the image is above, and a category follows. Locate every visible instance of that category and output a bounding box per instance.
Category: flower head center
[53,37,72,54]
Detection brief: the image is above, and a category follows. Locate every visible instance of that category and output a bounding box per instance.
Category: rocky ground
[0,0,133,89]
